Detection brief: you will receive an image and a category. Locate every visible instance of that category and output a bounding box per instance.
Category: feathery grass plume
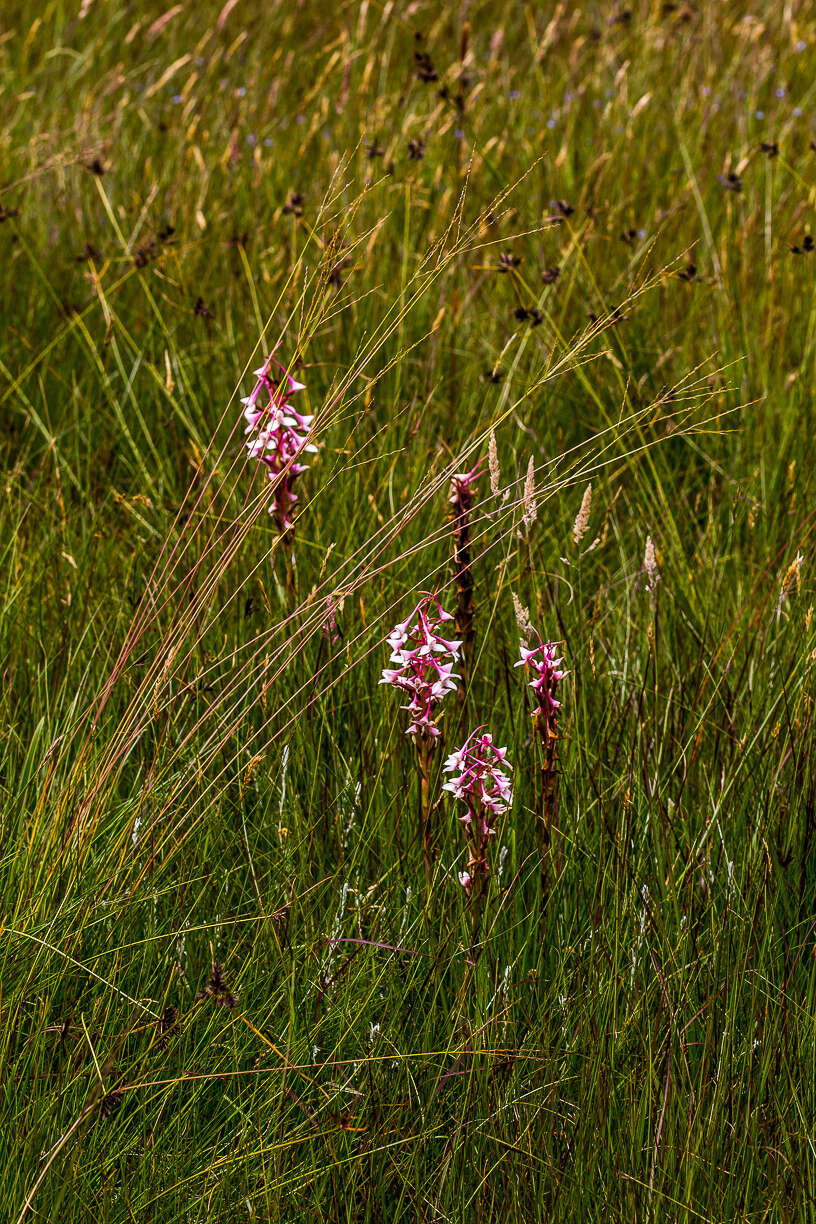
[643,534,659,593]
[573,482,592,545]
[448,462,482,696]
[516,635,567,879]
[488,430,501,498]
[380,595,461,881]
[443,729,513,960]
[512,592,533,641]
[522,456,537,531]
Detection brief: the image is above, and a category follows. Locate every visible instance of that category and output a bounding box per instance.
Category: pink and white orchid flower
[242,353,316,533]
[379,595,462,739]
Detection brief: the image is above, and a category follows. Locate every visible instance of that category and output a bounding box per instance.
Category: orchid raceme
[443,730,513,897]
[516,633,566,879]
[379,596,462,739]
[242,353,317,532]
[515,637,567,738]
[443,732,513,821]
[380,595,462,882]
[448,461,482,678]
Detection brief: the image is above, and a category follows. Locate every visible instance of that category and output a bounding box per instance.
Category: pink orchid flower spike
[443,727,513,960]
[379,595,462,740]
[380,594,462,884]
[241,352,317,536]
[515,630,567,879]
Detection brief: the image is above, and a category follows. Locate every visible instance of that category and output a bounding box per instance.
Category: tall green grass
[2,1,816,1219]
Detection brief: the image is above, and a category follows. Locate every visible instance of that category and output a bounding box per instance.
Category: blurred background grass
[2,1,816,1219]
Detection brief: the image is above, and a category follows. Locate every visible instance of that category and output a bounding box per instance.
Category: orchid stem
[418,736,434,894]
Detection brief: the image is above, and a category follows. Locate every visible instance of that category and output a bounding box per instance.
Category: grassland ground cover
[2,1,816,1219]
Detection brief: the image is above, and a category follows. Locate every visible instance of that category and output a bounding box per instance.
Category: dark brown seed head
[98,1090,124,1121]
[283,193,304,216]
[197,960,239,1009]
[718,171,743,192]
[497,251,522,271]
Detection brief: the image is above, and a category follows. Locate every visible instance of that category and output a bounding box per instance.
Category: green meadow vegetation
[3,0,816,1219]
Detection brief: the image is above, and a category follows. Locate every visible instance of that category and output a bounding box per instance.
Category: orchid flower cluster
[516,633,566,876]
[515,636,566,738]
[443,730,513,896]
[242,354,317,533]
[379,596,462,740]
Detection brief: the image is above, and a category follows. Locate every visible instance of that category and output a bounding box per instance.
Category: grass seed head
[573,482,592,544]
[488,430,500,498]
[644,534,659,592]
[523,456,537,530]
[513,593,533,640]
